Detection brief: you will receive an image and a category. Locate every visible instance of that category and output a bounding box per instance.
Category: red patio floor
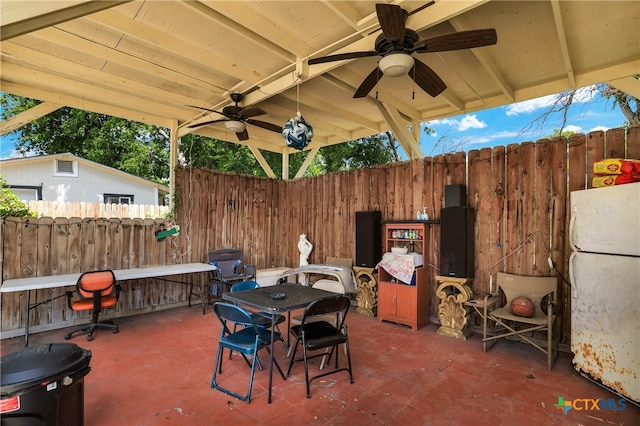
[1,305,637,425]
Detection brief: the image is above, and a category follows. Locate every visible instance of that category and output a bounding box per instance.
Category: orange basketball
[511,296,535,317]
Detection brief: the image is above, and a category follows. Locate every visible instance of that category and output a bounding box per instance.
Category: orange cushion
[71,295,118,311]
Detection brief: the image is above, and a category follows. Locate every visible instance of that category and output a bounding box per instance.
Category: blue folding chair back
[211,302,286,403]
[230,280,260,292]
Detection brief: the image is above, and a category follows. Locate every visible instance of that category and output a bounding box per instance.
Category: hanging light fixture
[378,53,414,77]
[282,82,313,150]
[225,120,246,133]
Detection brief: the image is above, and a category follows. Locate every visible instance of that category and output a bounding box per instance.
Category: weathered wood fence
[24,200,170,219]
[2,126,638,342]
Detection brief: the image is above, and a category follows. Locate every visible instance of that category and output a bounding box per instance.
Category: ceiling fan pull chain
[412,66,416,100]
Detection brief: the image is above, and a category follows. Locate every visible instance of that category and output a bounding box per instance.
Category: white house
[0,153,169,205]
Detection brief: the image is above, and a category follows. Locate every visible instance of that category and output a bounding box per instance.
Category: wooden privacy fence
[23,200,170,219]
[1,126,638,342]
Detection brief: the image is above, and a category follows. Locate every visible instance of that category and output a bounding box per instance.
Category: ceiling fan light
[225,120,246,133]
[379,53,414,77]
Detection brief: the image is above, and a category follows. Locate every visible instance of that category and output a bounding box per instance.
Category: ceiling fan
[187,93,282,141]
[308,3,497,98]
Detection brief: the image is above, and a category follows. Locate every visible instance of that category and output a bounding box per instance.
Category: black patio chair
[286,295,354,398]
[206,248,255,300]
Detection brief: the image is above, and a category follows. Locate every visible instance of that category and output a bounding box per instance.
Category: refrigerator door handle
[569,252,578,299]
[569,206,578,252]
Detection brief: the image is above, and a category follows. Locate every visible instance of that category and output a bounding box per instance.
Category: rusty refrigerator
[569,182,639,405]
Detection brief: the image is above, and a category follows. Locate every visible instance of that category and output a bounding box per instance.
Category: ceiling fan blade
[413,29,497,52]
[309,51,378,65]
[187,119,226,129]
[238,107,266,119]
[376,4,407,43]
[236,129,249,141]
[246,119,283,133]
[353,67,382,98]
[410,58,446,97]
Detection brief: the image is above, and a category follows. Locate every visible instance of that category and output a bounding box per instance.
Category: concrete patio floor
[1,305,638,425]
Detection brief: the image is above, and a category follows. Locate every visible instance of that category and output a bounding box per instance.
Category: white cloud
[428,115,487,131]
[458,115,487,131]
[505,86,598,116]
[506,95,557,116]
[589,125,609,132]
[564,125,583,133]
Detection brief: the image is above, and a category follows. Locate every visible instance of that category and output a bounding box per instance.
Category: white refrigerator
[569,182,640,405]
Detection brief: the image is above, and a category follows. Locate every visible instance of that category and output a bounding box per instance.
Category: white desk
[1,262,217,346]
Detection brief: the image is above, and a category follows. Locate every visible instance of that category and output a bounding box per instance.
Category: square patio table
[222,282,334,403]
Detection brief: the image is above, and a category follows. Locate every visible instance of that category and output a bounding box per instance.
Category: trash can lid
[1,343,91,388]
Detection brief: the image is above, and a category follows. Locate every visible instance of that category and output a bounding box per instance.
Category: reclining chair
[481,272,558,370]
[206,248,255,299]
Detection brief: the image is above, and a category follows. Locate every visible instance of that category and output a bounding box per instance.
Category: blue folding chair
[230,281,288,353]
[211,302,286,403]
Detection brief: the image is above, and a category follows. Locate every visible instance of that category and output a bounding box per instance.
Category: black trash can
[1,343,91,426]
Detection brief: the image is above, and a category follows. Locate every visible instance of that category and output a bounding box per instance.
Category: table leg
[268,313,275,403]
[24,290,31,347]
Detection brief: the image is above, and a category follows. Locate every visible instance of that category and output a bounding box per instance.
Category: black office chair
[65,270,121,341]
[211,302,286,403]
[286,295,354,398]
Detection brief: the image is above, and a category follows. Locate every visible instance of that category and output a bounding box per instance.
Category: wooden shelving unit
[377,220,435,331]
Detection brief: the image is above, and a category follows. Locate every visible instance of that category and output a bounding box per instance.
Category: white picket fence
[25,200,170,219]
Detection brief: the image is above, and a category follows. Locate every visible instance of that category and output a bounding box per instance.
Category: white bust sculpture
[297,234,313,286]
[298,234,313,266]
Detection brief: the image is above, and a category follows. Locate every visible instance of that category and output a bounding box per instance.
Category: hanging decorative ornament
[282,111,313,150]
[282,82,313,150]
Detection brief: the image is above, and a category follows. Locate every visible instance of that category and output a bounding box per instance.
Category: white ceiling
[1,1,639,174]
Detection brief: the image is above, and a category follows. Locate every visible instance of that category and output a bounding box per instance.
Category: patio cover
[1,1,639,180]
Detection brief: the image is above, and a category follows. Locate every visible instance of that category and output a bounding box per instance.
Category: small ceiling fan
[187,93,282,141]
[308,3,497,98]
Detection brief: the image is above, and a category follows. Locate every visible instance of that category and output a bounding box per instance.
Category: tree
[1,94,170,185]
[1,93,412,181]
[521,81,639,137]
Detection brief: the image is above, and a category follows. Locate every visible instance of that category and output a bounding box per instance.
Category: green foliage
[1,94,170,185]
[0,177,35,218]
[1,93,419,181]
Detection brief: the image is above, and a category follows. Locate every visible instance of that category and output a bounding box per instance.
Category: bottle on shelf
[416,210,422,220]
[422,207,429,221]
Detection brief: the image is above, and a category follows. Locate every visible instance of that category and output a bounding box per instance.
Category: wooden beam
[0,101,62,136]
[606,76,640,99]
[1,1,130,41]
[551,0,576,88]
[0,81,172,128]
[294,147,320,179]
[376,102,423,159]
[249,147,277,179]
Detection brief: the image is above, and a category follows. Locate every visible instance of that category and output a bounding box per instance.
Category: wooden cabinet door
[377,281,397,322]
[395,283,418,328]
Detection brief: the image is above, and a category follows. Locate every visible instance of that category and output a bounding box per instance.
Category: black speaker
[439,206,474,277]
[445,184,467,207]
[355,211,382,268]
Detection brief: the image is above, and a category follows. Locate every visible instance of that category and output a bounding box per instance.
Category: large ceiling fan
[188,93,282,141]
[308,3,497,98]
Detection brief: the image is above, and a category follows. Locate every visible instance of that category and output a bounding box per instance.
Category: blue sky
[0,86,628,160]
[419,86,627,156]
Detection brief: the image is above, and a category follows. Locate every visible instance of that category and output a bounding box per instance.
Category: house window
[54,159,78,177]
[8,185,42,202]
[104,194,133,204]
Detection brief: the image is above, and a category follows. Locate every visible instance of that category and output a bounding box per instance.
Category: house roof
[0,153,170,195]
[1,1,639,169]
